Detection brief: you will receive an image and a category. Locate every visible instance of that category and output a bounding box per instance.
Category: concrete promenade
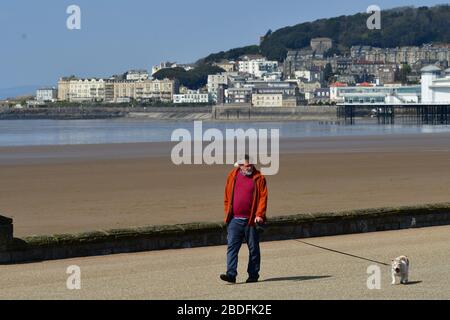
[0,225,448,300]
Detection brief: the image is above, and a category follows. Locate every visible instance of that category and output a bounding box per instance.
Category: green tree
[323,63,334,84]
[153,65,225,90]
[395,64,412,84]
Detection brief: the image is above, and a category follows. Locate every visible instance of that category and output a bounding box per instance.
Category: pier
[337,103,450,125]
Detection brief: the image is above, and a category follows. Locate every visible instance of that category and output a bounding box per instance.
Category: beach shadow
[262,275,332,283]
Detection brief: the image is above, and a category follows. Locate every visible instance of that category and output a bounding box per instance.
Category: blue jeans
[226,218,261,279]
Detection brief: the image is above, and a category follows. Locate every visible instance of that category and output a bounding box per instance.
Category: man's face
[240,162,254,176]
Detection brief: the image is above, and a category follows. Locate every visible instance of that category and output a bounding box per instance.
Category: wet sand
[1,133,450,237]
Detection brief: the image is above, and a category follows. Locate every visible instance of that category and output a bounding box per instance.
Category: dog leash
[292,239,390,266]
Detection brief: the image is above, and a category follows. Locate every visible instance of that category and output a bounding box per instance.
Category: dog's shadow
[262,275,332,283]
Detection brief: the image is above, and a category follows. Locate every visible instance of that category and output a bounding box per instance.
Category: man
[220,155,268,284]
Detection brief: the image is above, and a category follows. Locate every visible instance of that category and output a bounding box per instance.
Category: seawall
[0,105,338,121]
[212,105,338,121]
[127,106,213,120]
[1,202,450,264]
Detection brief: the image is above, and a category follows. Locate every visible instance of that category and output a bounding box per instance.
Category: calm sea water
[1,119,450,147]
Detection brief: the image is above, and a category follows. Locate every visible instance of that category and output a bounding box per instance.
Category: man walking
[220,155,268,284]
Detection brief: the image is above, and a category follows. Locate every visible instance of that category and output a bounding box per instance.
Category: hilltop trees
[153,65,225,90]
[199,5,450,63]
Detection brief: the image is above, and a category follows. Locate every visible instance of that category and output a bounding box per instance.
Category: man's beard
[241,167,254,176]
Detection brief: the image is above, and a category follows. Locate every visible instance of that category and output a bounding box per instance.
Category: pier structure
[337,103,450,125]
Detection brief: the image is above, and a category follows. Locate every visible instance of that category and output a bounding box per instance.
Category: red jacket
[224,168,268,226]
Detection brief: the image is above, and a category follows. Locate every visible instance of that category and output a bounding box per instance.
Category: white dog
[391,256,410,285]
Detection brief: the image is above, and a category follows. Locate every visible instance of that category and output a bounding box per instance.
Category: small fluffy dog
[391,256,410,285]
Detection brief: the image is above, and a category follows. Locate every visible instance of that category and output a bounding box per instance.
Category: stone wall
[1,202,450,264]
[212,105,338,121]
[0,215,13,251]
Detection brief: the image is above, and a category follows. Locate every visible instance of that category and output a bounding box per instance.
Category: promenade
[1,225,448,299]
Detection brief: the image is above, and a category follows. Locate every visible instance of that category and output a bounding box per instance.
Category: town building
[335,75,356,86]
[333,84,421,104]
[248,81,303,107]
[112,80,137,102]
[350,60,390,78]
[310,38,333,54]
[297,80,322,95]
[213,61,237,73]
[125,70,149,81]
[225,88,252,104]
[130,79,178,102]
[152,62,176,75]
[336,58,353,74]
[64,78,107,102]
[376,65,397,85]
[238,58,279,79]
[36,88,57,102]
[208,73,233,103]
[251,93,301,107]
[421,66,450,104]
[312,88,331,104]
[294,69,323,82]
[351,45,450,66]
[57,78,73,101]
[58,77,178,103]
[252,93,283,107]
[262,71,283,81]
[173,90,210,104]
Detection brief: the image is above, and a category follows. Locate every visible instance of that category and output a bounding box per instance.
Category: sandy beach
[1,133,450,237]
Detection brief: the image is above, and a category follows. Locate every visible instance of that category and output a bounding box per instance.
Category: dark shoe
[246,277,259,283]
[220,274,236,284]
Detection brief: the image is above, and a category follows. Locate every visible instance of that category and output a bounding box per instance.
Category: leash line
[293,239,390,266]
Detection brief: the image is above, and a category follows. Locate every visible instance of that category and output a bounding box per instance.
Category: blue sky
[0,0,446,93]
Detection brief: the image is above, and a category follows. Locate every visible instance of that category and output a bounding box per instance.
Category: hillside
[198,4,450,63]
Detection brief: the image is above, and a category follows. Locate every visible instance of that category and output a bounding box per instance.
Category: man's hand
[255,217,264,224]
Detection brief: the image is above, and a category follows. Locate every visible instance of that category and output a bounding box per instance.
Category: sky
[0,0,447,94]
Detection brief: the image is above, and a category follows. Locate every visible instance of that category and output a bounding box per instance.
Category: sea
[1,118,450,147]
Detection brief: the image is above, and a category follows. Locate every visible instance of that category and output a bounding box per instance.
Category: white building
[125,70,149,81]
[208,73,230,102]
[225,87,252,104]
[151,62,194,75]
[333,84,421,104]
[238,58,279,78]
[173,90,210,104]
[262,72,283,81]
[294,70,322,82]
[36,88,57,102]
[421,66,450,104]
[152,62,177,75]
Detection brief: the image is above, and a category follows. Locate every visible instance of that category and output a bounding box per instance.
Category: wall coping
[9,202,450,250]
